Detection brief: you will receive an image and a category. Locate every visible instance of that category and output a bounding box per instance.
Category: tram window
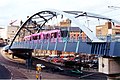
[46,34,49,39]
[44,34,47,39]
[26,38,28,41]
[30,37,32,41]
[54,32,57,38]
[27,38,29,41]
[51,33,54,38]
[60,31,64,37]
[39,35,41,39]
[58,33,61,37]
[33,36,35,40]
[45,34,47,39]
[43,34,45,39]
[74,34,76,36]
[61,30,68,37]
[48,34,51,38]
[33,36,37,40]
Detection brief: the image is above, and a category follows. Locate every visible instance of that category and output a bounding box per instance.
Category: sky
[0,0,120,27]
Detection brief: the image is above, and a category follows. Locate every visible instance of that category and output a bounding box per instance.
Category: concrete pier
[99,57,120,79]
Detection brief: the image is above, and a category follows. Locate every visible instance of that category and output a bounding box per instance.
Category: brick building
[96,22,120,37]
[59,19,71,27]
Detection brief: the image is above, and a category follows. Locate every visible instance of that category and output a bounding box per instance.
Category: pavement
[1,50,79,80]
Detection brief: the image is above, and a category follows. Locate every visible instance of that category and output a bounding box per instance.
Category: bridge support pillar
[8,50,14,59]
[99,57,120,79]
[26,52,32,71]
[12,54,14,59]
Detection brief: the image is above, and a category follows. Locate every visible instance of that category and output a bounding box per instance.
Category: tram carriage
[24,35,31,41]
[24,29,62,42]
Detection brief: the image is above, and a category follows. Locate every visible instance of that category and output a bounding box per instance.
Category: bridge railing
[10,36,120,57]
[97,34,120,42]
[10,36,90,49]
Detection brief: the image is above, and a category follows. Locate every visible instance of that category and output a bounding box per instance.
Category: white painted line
[79,73,96,79]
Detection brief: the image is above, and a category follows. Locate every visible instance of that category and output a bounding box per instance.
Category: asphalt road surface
[0,47,108,79]
[0,64,11,79]
[0,48,27,79]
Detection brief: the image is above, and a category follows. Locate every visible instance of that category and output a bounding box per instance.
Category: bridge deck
[9,40,120,57]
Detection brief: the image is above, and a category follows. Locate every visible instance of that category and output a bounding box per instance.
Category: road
[0,48,79,79]
[0,64,11,79]
[0,47,108,79]
[0,48,27,79]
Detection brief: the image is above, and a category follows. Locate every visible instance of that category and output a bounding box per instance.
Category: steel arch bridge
[9,9,120,57]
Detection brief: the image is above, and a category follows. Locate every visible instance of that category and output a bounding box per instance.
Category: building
[59,19,71,27]
[7,25,19,42]
[69,27,80,40]
[96,22,112,37]
[0,27,6,39]
[112,25,120,35]
[60,27,80,40]
[96,22,120,37]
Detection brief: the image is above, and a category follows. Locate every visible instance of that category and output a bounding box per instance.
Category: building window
[12,31,14,33]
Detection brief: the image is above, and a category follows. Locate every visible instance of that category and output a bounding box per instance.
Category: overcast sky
[0,0,120,27]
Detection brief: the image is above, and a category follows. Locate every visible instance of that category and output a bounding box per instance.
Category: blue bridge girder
[10,39,120,57]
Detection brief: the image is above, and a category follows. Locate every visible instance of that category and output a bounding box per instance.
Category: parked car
[52,66,64,72]
[64,61,76,68]
[90,63,98,69]
[40,64,46,68]
[70,69,82,74]
[74,57,81,62]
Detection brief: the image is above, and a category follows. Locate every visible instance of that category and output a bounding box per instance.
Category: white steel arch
[41,9,102,42]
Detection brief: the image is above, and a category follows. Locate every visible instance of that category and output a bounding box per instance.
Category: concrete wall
[99,57,120,74]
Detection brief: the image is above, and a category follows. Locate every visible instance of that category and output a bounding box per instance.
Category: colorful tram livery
[24,29,64,42]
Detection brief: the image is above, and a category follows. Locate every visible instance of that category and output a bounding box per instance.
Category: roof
[0,27,4,29]
[60,27,80,32]
[116,25,120,27]
[69,27,80,32]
